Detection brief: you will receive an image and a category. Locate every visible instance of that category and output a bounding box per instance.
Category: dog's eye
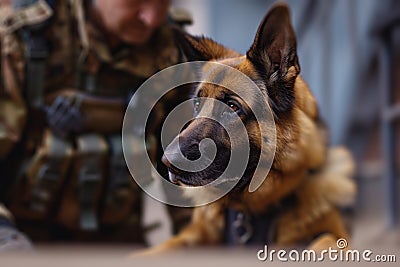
[227,100,240,112]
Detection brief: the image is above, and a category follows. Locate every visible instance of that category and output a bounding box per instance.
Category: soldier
[0,0,192,249]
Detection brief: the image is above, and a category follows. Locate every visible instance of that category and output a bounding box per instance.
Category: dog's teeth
[168,171,178,184]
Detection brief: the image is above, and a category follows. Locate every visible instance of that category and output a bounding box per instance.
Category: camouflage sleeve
[169,7,193,26]
[0,3,27,159]
[0,0,52,159]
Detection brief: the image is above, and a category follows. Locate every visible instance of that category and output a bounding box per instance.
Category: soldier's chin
[121,30,153,46]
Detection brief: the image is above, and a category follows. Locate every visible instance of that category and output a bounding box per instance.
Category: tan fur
[140,70,356,254]
[138,4,356,256]
[140,149,354,255]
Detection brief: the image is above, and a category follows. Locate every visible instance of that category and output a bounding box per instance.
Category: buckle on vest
[30,161,61,212]
[76,134,107,231]
[231,212,253,245]
[78,164,101,231]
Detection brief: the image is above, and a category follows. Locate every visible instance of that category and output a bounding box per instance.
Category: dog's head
[162,4,327,192]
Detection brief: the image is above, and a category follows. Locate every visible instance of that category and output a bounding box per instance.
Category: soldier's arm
[45,89,127,134]
[0,4,28,159]
[80,94,126,134]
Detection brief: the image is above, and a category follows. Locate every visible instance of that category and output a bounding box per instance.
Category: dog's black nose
[163,134,201,167]
[162,149,185,174]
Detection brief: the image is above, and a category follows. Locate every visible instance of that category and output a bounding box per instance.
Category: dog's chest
[223,194,296,246]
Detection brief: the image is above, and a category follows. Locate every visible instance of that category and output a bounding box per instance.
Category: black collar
[224,193,297,246]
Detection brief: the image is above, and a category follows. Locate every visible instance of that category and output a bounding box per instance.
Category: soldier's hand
[44,95,85,138]
[0,204,32,252]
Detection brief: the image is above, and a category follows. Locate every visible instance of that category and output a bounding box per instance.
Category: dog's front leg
[134,222,211,256]
[133,202,225,256]
[308,233,340,252]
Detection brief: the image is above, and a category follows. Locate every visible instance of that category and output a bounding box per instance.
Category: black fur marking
[246,3,300,114]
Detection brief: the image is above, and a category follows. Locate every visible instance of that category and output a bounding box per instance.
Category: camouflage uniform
[0,0,192,244]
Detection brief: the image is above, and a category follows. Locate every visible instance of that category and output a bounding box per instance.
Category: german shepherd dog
[143,3,356,254]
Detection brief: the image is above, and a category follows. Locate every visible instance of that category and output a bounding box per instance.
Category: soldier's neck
[88,3,124,51]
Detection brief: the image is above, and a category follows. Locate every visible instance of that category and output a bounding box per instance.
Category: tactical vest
[2,0,192,242]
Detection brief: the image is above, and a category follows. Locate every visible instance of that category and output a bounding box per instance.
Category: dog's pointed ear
[172,26,240,61]
[247,4,300,113]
